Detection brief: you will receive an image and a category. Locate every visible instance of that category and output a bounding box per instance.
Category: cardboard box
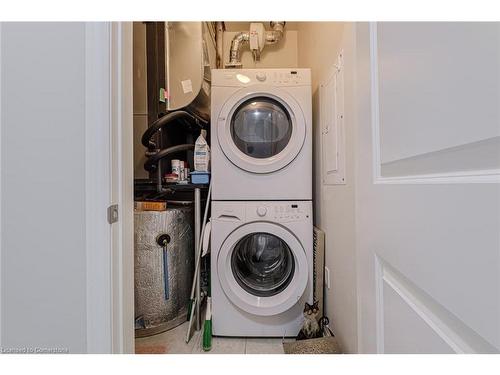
[134,201,167,211]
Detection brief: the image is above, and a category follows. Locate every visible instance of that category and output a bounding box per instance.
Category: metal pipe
[226,32,249,68]
[185,181,212,343]
[226,21,286,68]
[194,187,201,330]
[266,21,286,44]
[144,144,194,172]
[157,161,162,192]
[141,110,203,150]
[216,22,224,68]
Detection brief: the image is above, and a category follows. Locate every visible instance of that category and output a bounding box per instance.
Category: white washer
[211,69,312,201]
[211,200,313,337]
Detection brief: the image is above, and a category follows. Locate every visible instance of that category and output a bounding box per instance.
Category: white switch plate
[324,266,331,289]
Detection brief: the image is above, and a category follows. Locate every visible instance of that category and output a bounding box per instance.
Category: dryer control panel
[212,68,311,87]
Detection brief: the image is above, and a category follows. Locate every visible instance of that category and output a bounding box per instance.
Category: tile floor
[135,321,285,354]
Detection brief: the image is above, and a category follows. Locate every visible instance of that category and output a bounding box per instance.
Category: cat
[296,301,322,340]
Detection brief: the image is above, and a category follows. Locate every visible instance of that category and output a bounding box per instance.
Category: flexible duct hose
[141,110,203,150]
[144,143,195,172]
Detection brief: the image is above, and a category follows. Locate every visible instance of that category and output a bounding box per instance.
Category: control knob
[257,206,267,217]
[256,72,267,82]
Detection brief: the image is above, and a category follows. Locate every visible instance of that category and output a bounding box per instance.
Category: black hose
[144,144,195,172]
[141,111,202,149]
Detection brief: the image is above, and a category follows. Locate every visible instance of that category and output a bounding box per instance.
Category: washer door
[217,222,308,316]
[217,86,306,174]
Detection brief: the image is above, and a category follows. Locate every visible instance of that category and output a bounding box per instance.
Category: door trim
[84,22,113,354]
[375,256,498,353]
[85,22,134,354]
[110,22,134,354]
[0,23,3,348]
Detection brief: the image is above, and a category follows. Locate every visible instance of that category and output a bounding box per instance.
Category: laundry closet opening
[130,21,350,354]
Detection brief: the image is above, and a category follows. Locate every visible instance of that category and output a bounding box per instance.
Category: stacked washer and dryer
[210,68,313,337]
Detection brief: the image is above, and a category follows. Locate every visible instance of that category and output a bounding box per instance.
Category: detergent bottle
[194,129,210,172]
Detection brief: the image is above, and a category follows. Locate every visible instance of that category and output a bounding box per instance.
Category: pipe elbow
[265,22,285,45]
[225,22,285,68]
[228,32,249,67]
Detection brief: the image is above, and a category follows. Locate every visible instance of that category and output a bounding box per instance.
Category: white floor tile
[136,321,287,354]
[191,336,246,354]
[135,321,197,354]
[245,338,284,354]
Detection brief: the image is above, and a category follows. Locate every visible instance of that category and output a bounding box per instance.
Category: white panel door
[354,22,500,353]
[0,22,133,354]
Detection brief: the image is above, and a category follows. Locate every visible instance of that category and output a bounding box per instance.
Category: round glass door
[217,221,308,316]
[230,97,292,159]
[231,232,295,297]
[218,88,306,174]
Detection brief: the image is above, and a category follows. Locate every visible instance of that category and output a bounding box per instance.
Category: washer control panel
[271,70,303,85]
[271,204,305,221]
[247,202,311,223]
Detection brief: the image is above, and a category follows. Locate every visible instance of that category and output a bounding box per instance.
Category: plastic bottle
[194,129,210,172]
[171,159,181,180]
[179,161,185,181]
[184,161,189,180]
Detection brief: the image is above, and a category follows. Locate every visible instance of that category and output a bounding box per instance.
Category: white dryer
[211,200,313,337]
[211,69,312,201]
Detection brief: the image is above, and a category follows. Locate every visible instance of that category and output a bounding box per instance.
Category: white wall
[0,22,115,353]
[297,22,359,353]
[224,22,300,32]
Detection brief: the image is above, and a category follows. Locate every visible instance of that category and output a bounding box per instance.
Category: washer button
[257,206,267,217]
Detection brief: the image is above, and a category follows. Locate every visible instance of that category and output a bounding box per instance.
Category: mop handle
[185,299,197,343]
[189,180,212,300]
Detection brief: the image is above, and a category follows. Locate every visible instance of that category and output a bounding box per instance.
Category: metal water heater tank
[134,207,194,337]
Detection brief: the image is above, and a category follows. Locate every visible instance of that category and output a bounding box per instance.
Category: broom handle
[190,181,212,300]
[186,181,211,342]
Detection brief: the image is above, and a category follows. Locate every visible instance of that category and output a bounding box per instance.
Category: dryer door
[217,86,306,174]
[217,222,308,316]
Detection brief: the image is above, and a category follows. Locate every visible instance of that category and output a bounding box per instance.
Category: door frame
[84,22,113,354]
[109,21,135,354]
[85,21,134,354]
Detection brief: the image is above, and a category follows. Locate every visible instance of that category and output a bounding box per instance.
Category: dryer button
[257,206,267,217]
[256,72,267,82]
